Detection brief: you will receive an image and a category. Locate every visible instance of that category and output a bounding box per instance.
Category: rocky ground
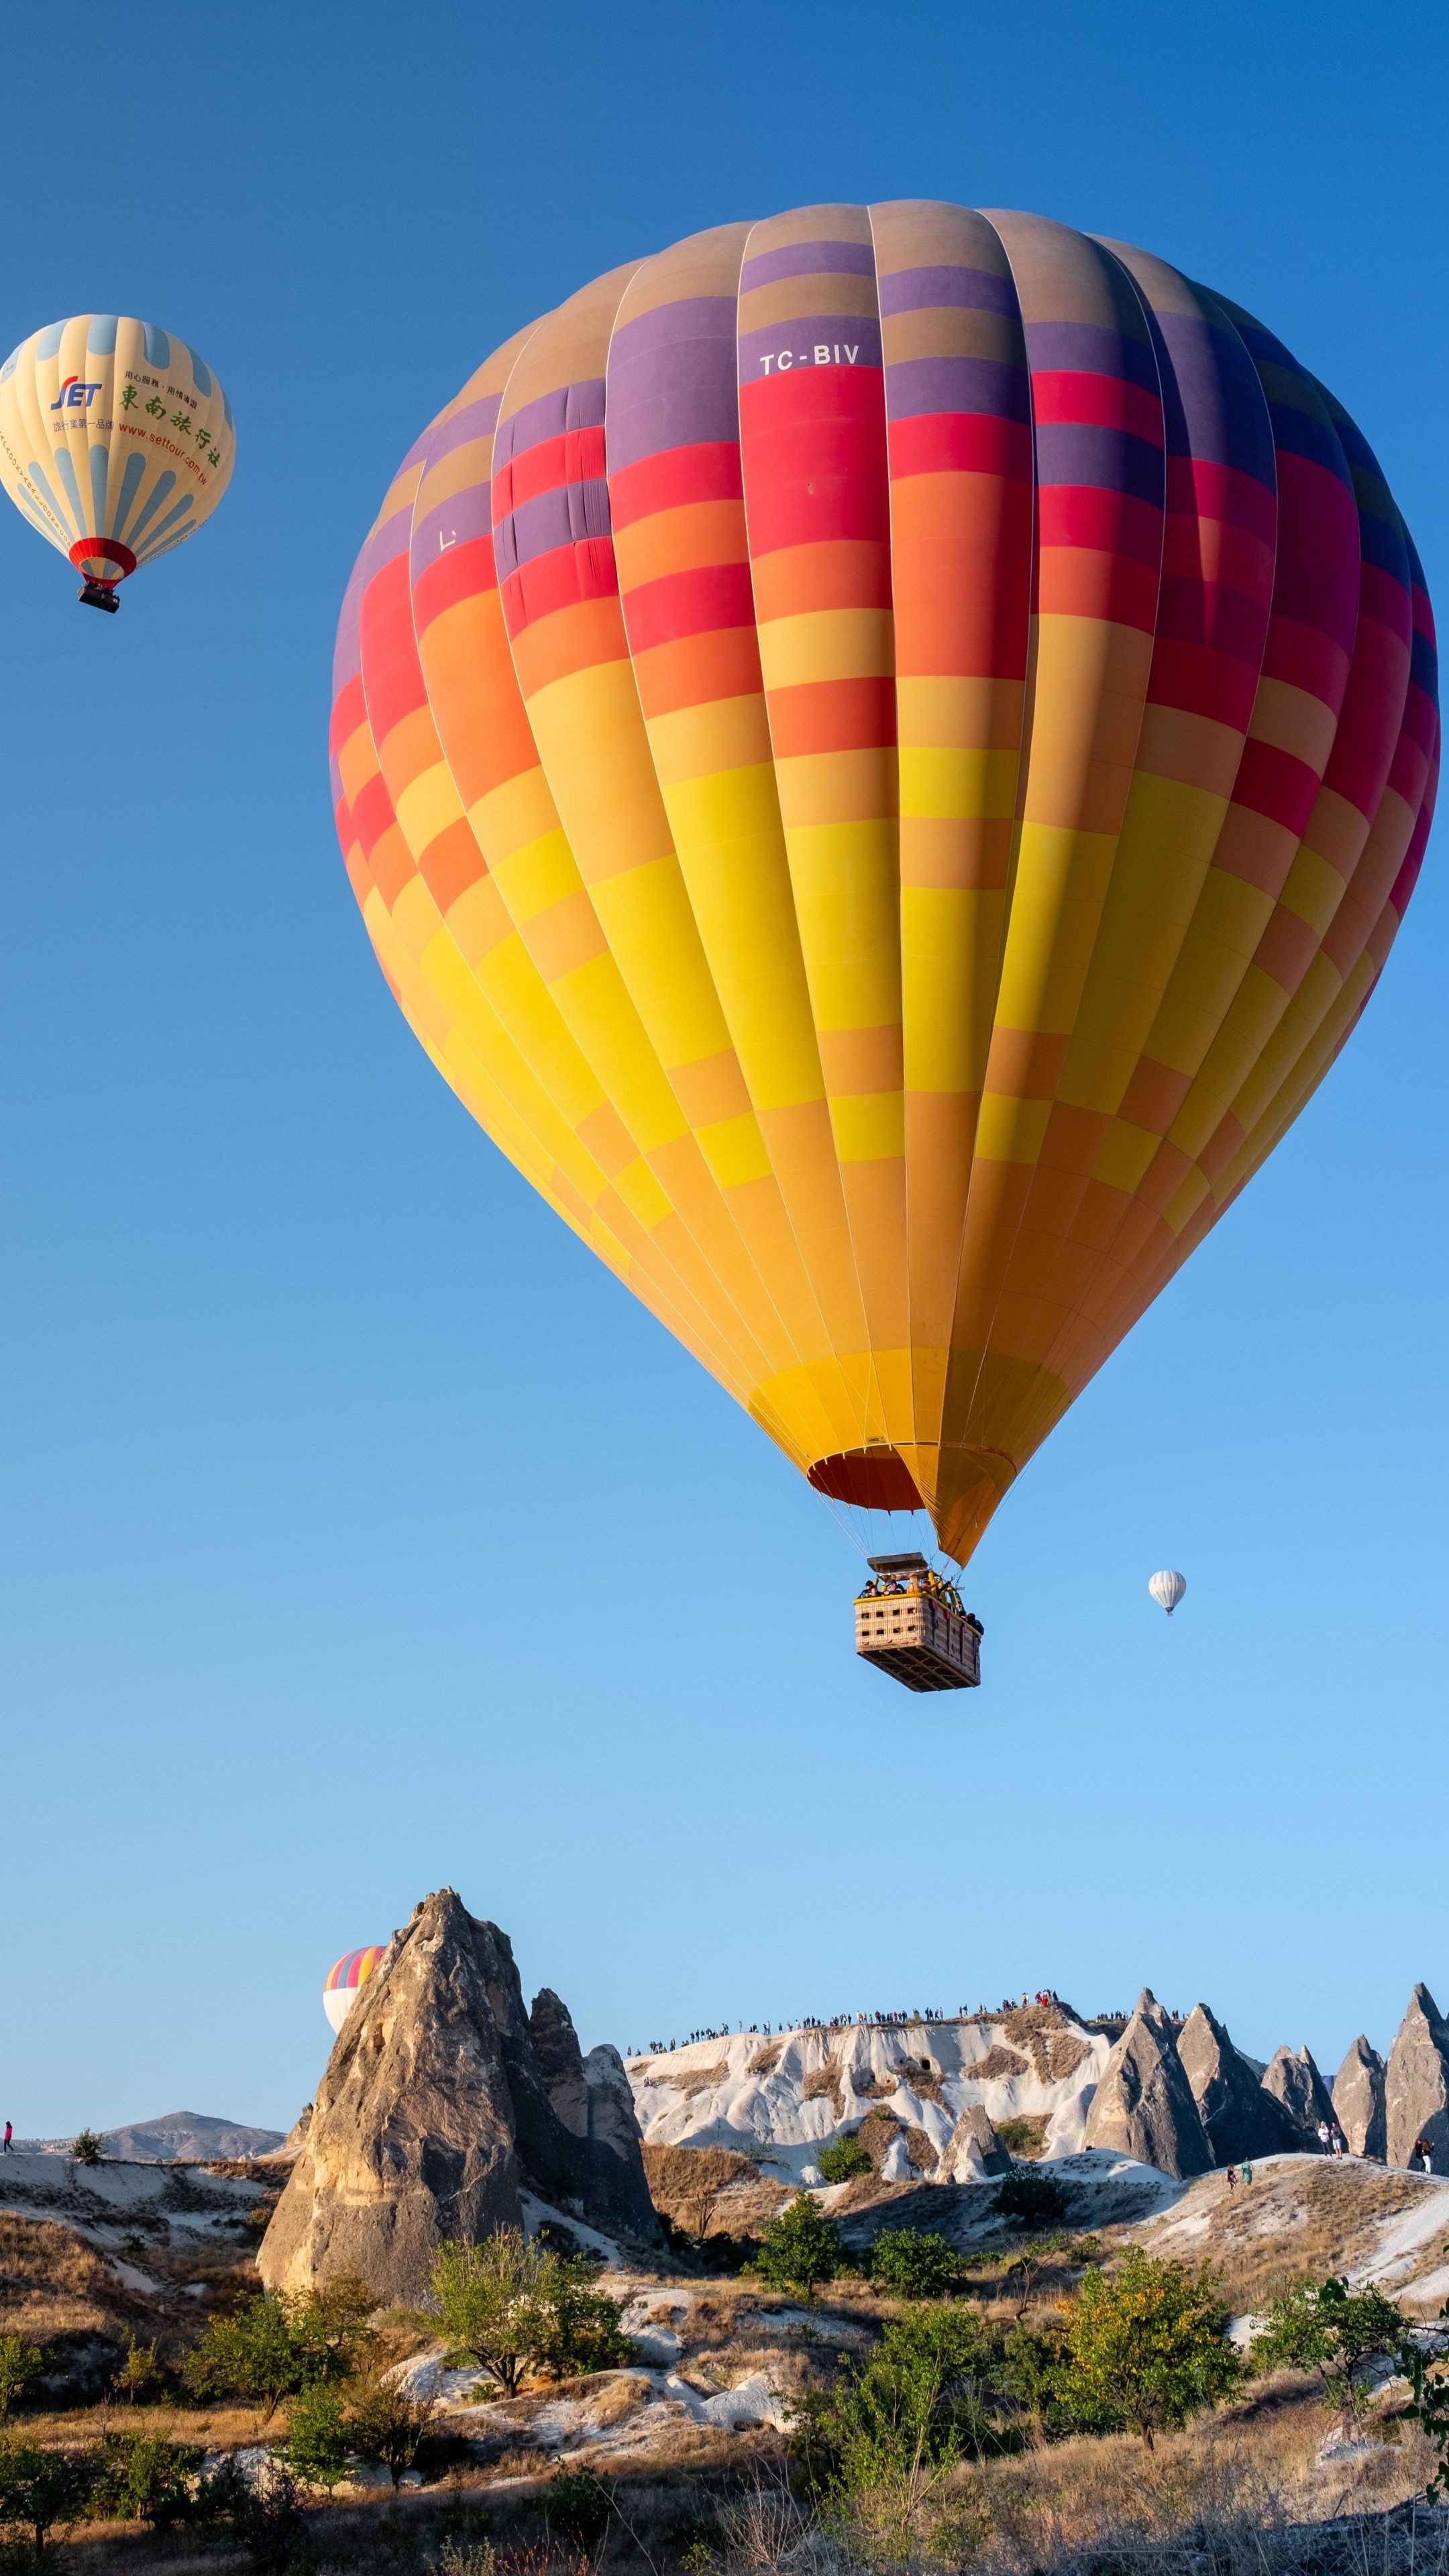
[8,1902,1449,2571]
[5,2144,1449,2573]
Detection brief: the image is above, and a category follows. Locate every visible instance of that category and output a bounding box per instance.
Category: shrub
[193,2456,309,2574]
[994,2167,1071,2229]
[0,2438,100,2556]
[994,2116,1047,2159]
[0,2341,46,2425]
[869,2228,963,2299]
[1250,2275,1403,2430]
[1403,2310,1449,2498]
[753,2194,843,2295]
[431,2231,632,2394]
[99,2431,203,2530]
[347,2378,435,2487]
[182,2294,313,2422]
[541,2265,635,2379]
[544,2464,616,2544]
[111,2330,164,2406]
[796,2303,998,2560]
[998,2317,1072,2435]
[817,2135,873,2184]
[1061,2249,1242,2447]
[70,2130,103,2168]
[276,2379,352,2491]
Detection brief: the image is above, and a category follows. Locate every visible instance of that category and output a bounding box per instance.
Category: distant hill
[99,2110,285,2162]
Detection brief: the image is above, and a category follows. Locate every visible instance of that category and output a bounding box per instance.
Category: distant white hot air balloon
[1148,1570,1187,1617]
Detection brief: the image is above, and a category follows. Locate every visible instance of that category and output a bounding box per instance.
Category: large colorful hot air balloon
[323,1945,386,2035]
[331,204,1437,1569]
[0,315,233,609]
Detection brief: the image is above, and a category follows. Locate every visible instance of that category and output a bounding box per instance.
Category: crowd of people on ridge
[631,1990,1073,2060]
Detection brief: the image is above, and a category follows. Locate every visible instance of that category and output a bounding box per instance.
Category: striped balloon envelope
[0,314,234,606]
[331,203,1438,1569]
[323,1945,386,2035]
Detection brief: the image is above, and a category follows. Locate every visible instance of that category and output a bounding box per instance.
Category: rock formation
[1177,2004,1301,2165]
[1081,1990,1212,2178]
[1333,2037,1387,2161]
[1386,1985,1449,2172]
[1263,2045,1336,2139]
[259,1890,658,2302]
[938,2102,1010,2180]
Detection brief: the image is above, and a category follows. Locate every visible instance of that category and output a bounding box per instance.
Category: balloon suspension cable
[818,1487,962,1589]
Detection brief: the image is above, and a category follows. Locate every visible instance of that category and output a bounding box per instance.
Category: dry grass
[0,2212,156,2343]
[641,2143,789,2249]
[668,2063,732,2100]
[749,2045,783,2077]
[1140,2165,1442,2312]
[802,2069,845,2118]
[974,2048,1030,2082]
[975,2381,1439,2571]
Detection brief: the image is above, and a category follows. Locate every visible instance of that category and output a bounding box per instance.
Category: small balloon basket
[853,1552,983,1693]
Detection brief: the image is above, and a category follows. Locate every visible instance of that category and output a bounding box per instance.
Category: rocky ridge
[630,1982,1449,2188]
[259,1890,658,2304]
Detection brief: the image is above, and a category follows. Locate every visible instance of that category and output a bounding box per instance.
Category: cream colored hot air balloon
[0,315,233,610]
[1148,1570,1187,1616]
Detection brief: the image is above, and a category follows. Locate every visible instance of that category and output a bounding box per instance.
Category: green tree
[1061,2250,1242,2448]
[753,2195,843,2296]
[430,2231,629,2394]
[347,2379,435,2487]
[182,2294,311,2422]
[817,2136,874,2184]
[0,2439,99,2557]
[797,2305,996,2563]
[288,2274,378,2382]
[275,2379,352,2492]
[0,2340,46,2424]
[99,2431,203,2530]
[183,2275,375,2423]
[1250,2277,1403,2431]
[111,2330,164,2406]
[869,2229,963,2300]
[70,2130,103,2168]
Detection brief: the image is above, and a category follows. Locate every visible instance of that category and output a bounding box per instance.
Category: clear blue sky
[1,1,1444,2138]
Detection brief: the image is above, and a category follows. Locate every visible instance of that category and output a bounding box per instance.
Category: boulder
[1081,1990,1212,2178]
[258,1890,657,2303]
[1333,2037,1387,2162]
[938,2102,1010,2180]
[1385,1985,1449,2173]
[1177,2004,1301,2165]
[1263,2045,1336,2141]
